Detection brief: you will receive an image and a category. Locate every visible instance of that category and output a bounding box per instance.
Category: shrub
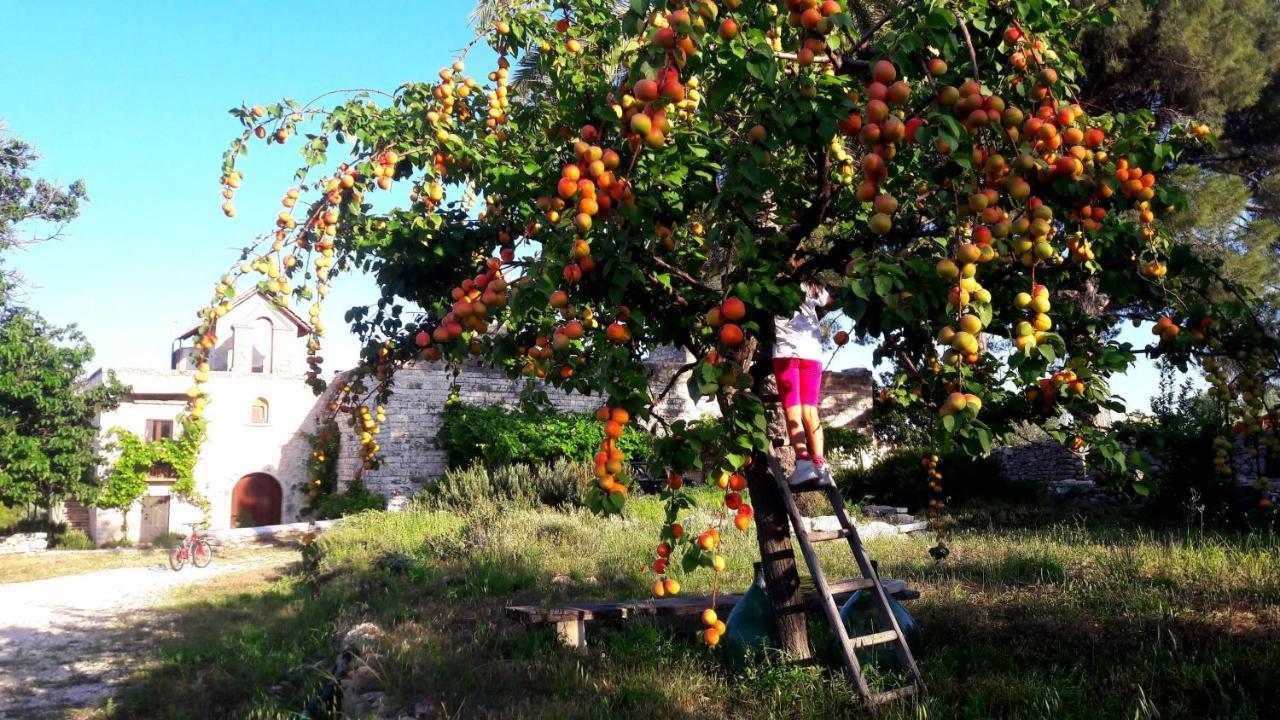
[837,447,1030,511]
[824,426,873,467]
[1109,365,1251,526]
[49,526,95,550]
[436,401,652,469]
[421,458,591,509]
[0,503,24,534]
[313,481,388,520]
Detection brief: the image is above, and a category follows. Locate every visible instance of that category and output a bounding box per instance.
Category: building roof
[175,290,310,340]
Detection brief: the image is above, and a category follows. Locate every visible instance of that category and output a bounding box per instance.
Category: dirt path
[0,550,294,719]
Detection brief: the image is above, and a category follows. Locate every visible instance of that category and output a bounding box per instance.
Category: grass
[88,490,1280,719]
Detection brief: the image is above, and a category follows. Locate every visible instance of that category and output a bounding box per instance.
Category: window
[251,317,273,373]
[250,398,269,425]
[145,420,173,442]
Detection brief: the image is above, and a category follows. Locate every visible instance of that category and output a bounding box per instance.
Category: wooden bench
[506,578,918,652]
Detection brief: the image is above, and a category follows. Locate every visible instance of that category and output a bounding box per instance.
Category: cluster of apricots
[594,406,633,499]
[784,0,844,57]
[425,61,477,141]
[921,454,946,545]
[842,60,918,236]
[219,170,242,217]
[429,258,509,350]
[355,403,384,467]
[546,138,628,236]
[1025,368,1085,413]
[1013,283,1053,351]
[701,608,728,646]
[1204,352,1278,503]
[716,470,755,531]
[704,296,747,348]
[1151,316,1181,344]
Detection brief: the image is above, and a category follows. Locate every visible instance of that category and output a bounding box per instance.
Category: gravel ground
[0,550,293,719]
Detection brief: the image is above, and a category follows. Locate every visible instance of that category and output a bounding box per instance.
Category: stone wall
[341,356,874,509]
[993,441,1088,485]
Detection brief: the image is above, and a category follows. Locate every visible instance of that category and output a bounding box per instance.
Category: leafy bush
[49,526,95,550]
[0,503,24,534]
[1110,366,1249,525]
[837,447,1031,511]
[824,426,873,466]
[313,480,388,520]
[436,401,652,469]
[420,458,591,509]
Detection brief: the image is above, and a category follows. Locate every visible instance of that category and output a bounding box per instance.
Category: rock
[342,689,387,718]
[856,521,901,540]
[798,515,927,540]
[341,622,386,656]
[0,532,49,555]
[862,504,908,517]
[342,664,382,696]
[411,700,439,718]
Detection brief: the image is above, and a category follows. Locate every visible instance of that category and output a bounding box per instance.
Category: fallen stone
[861,505,908,517]
[341,622,386,656]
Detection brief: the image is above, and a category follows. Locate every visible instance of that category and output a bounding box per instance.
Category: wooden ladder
[778,475,924,709]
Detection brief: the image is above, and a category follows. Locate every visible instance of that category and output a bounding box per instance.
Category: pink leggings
[773,358,822,408]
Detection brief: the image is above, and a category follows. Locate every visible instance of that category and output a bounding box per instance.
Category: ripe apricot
[872,59,896,84]
[719,323,744,346]
[634,79,660,103]
[722,297,747,321]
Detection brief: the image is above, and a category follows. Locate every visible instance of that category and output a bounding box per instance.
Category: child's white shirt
[773,287,829,360]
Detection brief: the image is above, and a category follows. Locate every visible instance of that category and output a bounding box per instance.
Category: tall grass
[97,491,1280,719]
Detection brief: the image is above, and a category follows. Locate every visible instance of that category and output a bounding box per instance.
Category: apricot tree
[195,0,1279,654]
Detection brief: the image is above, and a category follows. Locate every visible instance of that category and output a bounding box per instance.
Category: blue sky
[2,1,1174,413]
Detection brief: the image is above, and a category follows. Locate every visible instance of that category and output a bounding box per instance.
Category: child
[774,280,834,486]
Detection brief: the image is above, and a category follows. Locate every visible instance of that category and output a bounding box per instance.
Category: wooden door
[139,496,171,543]
[230,473,282,527]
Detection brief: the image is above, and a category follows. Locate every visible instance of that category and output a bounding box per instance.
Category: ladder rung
[869,684,918,705]
[849,629,899,649]
[825,578,875,595]
[807,528,852,543]
[787,478,834,493]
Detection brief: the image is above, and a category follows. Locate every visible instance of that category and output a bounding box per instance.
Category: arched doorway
[230,473,282,528]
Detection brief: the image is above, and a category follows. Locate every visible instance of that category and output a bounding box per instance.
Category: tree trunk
[741,341,812,659]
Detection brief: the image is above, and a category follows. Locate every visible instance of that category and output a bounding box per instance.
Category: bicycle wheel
[168,543,187,571]
[192,539,213,568]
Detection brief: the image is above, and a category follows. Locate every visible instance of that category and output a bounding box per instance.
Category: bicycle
[169,524,213,571]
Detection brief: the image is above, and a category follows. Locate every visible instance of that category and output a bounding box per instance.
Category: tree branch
[955,12,981,81]
[784,146,834,251]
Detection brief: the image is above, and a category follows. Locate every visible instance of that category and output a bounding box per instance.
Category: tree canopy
[0,307,127,507]
[199,0,1279,643]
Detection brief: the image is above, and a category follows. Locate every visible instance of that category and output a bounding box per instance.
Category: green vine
[299,416,385,519]
[300,417,341,515]
[97,415,210,518]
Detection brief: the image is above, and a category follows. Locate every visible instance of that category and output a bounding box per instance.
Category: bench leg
[555,619,586,653]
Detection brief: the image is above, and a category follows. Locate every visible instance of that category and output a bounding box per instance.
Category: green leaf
[874,274,894,297]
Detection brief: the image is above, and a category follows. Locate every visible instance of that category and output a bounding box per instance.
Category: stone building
[77,293,874,542]
[81,291,321,544]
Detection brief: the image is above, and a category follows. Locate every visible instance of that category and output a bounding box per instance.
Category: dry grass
[0,544,298,584]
